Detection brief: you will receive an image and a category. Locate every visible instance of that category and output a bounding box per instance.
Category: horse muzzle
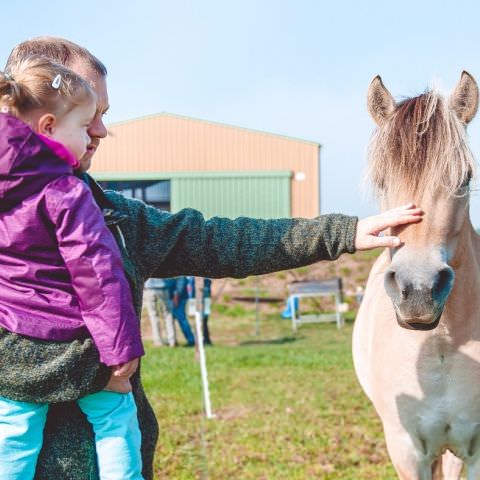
[384,264,454,331]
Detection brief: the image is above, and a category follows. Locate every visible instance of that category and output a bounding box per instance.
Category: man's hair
[0,56,95,120]
[5,36,107,77]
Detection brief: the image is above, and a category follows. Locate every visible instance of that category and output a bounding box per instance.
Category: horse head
[367,72,479,330]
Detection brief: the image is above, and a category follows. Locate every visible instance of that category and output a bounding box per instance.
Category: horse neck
[441,220,480,338]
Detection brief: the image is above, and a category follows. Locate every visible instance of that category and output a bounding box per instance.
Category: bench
[287,278,345,331]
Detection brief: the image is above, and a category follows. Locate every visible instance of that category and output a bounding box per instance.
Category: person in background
[185,277,213,345]
[143,278,176,347]
[167,277,196,347]
[202,279,213,345]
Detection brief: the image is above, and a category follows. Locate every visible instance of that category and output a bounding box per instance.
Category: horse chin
[395,312,443,331]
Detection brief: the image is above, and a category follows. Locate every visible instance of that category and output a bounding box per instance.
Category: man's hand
[104,376,132,393]
[355,203,423,251]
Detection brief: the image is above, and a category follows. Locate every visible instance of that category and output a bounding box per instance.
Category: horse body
[353,72,480,479]
[354,244,480,478]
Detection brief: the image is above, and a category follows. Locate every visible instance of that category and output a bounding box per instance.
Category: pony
[353,71,480,479]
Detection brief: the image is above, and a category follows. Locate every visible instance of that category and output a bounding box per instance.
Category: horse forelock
[367,90,475,201]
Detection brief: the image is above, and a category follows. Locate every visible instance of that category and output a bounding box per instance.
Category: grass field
[142,308,398,479]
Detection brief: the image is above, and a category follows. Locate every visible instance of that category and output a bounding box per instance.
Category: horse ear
[450,71,479,124]
[367,76,396,126]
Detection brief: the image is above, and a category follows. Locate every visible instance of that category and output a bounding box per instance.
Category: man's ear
[37,113,57,136]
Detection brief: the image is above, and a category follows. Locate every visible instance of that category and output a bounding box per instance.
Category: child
[0,56,144,479]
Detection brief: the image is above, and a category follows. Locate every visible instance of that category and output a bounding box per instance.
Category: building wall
[171,171,291,219]
[91,113,321,218]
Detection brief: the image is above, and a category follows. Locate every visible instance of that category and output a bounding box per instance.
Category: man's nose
[88,116,107,140]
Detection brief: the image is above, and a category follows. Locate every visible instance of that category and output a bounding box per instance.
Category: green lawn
[142,311,397,479]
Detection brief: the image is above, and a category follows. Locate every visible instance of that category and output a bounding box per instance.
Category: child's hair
[6,36,107,77]
[0,55,95,120]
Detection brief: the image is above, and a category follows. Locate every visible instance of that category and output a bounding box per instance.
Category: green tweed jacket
[0,175,357,480]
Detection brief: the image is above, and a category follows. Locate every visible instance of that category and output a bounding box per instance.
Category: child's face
[50,100,96,160]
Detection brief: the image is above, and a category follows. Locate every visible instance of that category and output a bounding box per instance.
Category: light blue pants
[0,391,143,480]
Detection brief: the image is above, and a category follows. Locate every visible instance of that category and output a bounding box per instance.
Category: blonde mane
[367,90,475,200]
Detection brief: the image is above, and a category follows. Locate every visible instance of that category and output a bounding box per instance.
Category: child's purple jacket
[0,114,144,366]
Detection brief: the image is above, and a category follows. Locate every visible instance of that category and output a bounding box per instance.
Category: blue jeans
[0,391,143,480]
[172,298,195,345]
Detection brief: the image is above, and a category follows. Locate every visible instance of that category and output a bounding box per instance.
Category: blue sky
[3,1,480,224]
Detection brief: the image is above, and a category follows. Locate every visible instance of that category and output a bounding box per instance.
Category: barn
[90,112,321,219]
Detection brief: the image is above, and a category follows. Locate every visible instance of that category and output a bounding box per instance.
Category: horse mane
[367,90,475,200]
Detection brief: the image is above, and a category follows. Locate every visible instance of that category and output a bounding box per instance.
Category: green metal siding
[171,172,291,219]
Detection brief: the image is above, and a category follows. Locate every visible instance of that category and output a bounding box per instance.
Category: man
[186,276,213,345]
[0,37,422,479]
[166,277,196,346]
[144,278,177,347]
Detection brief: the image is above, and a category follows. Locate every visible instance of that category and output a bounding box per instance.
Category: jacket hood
[0,113,73,212]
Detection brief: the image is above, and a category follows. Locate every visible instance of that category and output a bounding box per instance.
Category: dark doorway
[98,180,171,211]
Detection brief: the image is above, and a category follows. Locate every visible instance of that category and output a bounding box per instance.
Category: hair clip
[52,74,62,89]
[3,73,12,81]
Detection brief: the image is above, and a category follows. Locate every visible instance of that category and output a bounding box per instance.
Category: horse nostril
[387,270,395,282]
[385,268,413,302]
[433,267,455,302]
[385,269,396,290]
[385,269,406,300]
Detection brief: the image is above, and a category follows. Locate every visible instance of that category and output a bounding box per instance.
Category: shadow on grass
[239,335,304,346]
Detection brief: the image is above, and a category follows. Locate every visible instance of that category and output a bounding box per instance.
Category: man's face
[69,60,110,172]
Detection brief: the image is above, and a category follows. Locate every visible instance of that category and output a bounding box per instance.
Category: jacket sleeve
[46,177,144,366]
[105,192,358,280]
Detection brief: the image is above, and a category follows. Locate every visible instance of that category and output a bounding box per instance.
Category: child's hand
[113,358,139,378]
[104,359,139,393]
[355,203,423,250]
[105,375,132,393]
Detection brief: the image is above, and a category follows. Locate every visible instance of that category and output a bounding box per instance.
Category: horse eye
[464,172,472,186]
[460,172,472,189]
